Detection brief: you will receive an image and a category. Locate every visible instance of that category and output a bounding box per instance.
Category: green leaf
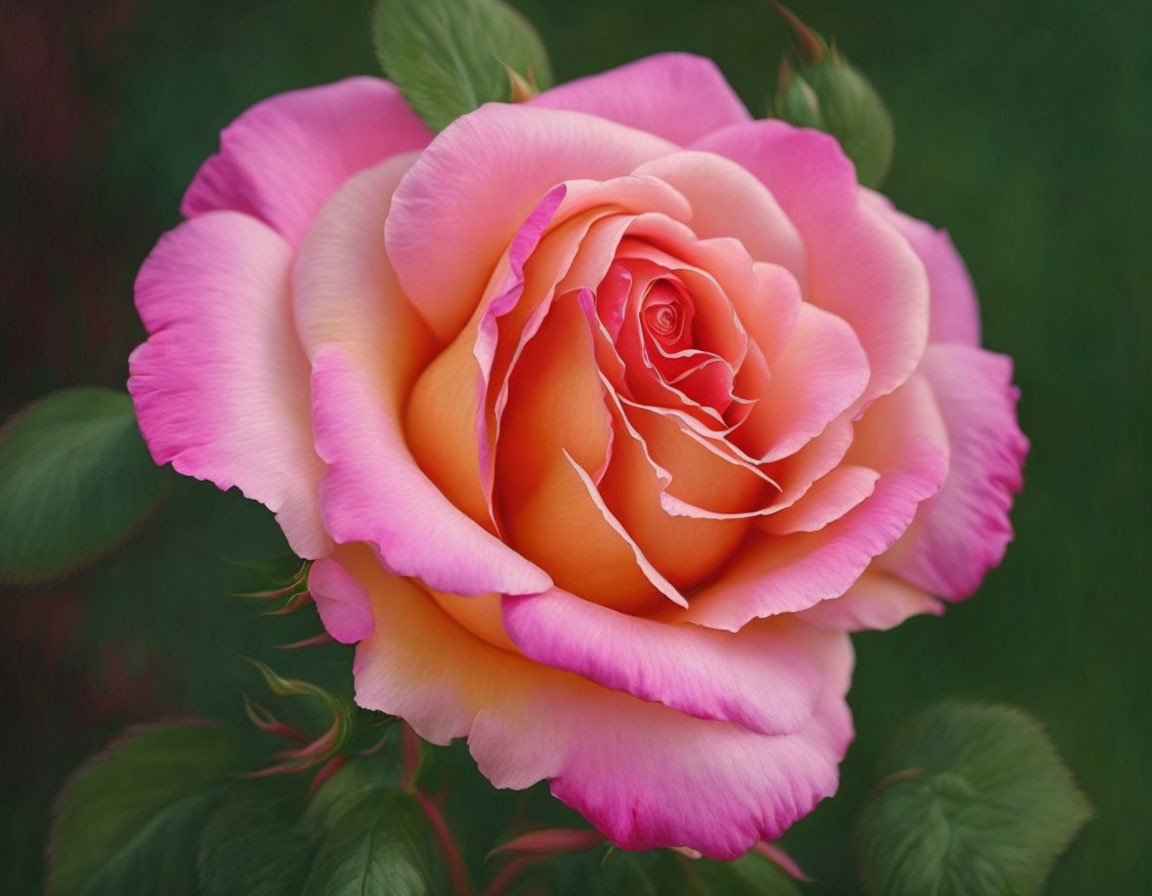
[302,788,450,896]
[856,702,1093,896]
[80,791,222,896]
[198,783,316,896]
[503,844,801,896]
[0,387,167,584]
[47,721,242,896]
[299,755,402,835]
[695,848,804,895]
[372,0,552,132]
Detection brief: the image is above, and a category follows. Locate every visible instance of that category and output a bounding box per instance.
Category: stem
[481,856,537,896]
[418,793,474,896]
[868,765,923,800]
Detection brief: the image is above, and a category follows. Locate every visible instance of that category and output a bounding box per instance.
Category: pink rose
[129,54,1027,857]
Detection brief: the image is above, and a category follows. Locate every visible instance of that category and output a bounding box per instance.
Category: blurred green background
[1,0,1147,892]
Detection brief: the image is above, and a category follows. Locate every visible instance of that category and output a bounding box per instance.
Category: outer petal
[353,565,854,859]
[695,122,929,408]
[386,103,676,341]
[311,348,550,597]
[291,159,550,596]
[798,571,943,631]
[879,345,1028,599]
[182,77,431,245]
[530,53,751,146]
[502,588,840,736]
[862,190,981,346]
[499,665,852,860]
[128,211,327,558]
[309,548,375,644]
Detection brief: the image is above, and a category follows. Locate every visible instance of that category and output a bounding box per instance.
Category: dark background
[2,0,1148,892]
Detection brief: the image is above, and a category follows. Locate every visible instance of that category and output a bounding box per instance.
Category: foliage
[856,702,1093,896]
[0,388,167,584]
[373,0,552,131]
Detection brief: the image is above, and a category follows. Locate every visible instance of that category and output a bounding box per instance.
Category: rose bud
[772,4,895,187]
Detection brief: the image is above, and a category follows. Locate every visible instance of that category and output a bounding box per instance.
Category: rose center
[649,303,678,336]
[641,280,691,347]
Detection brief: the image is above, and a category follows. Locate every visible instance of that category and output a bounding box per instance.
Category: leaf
[197,782,316,896]
[372,0,552,132]
[0,387,167,584]
[80,791,222,896]
[47,721,242,896]
[302,787,450,896]
[299,756,401,835]
[695,848,804,895]
[856,702,1093,896]
[502,844,801,896]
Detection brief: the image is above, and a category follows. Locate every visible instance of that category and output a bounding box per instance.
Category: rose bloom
[129,55,1027,857]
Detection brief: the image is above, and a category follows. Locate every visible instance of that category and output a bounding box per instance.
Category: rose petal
[798,571,943,631]
[621,399,774,516]
[496,293,613,512]
[760,465,880,535]
[387,103,675,341]
[734,303,869,462]
[352,566,854,860]
[292,155,432,371]
[310,346,550,597]
[309,547,376,644]
[478,659,852,861]
[291,157,549,595]
[695,122,929,409]
[529,53,750,146]
[678,374,950,630]
[406,186,569,530]
[182,77,431,245]
[502,444,682,612]
[503,587,842,736]
[128,211,327,558]
[632,150,806,280]
[597,395,755,586]
[863,190,981,346]
[879,345,1028,599]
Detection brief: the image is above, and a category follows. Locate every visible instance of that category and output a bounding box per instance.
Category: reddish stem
[481,856,539,896]
[418,793,474,896]
[308,754,346,798]
[400,722,422,791]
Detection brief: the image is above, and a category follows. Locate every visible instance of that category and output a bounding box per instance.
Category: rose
[129,54,1027,857]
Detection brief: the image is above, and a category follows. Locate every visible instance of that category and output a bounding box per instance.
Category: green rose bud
[771,4,895,188]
